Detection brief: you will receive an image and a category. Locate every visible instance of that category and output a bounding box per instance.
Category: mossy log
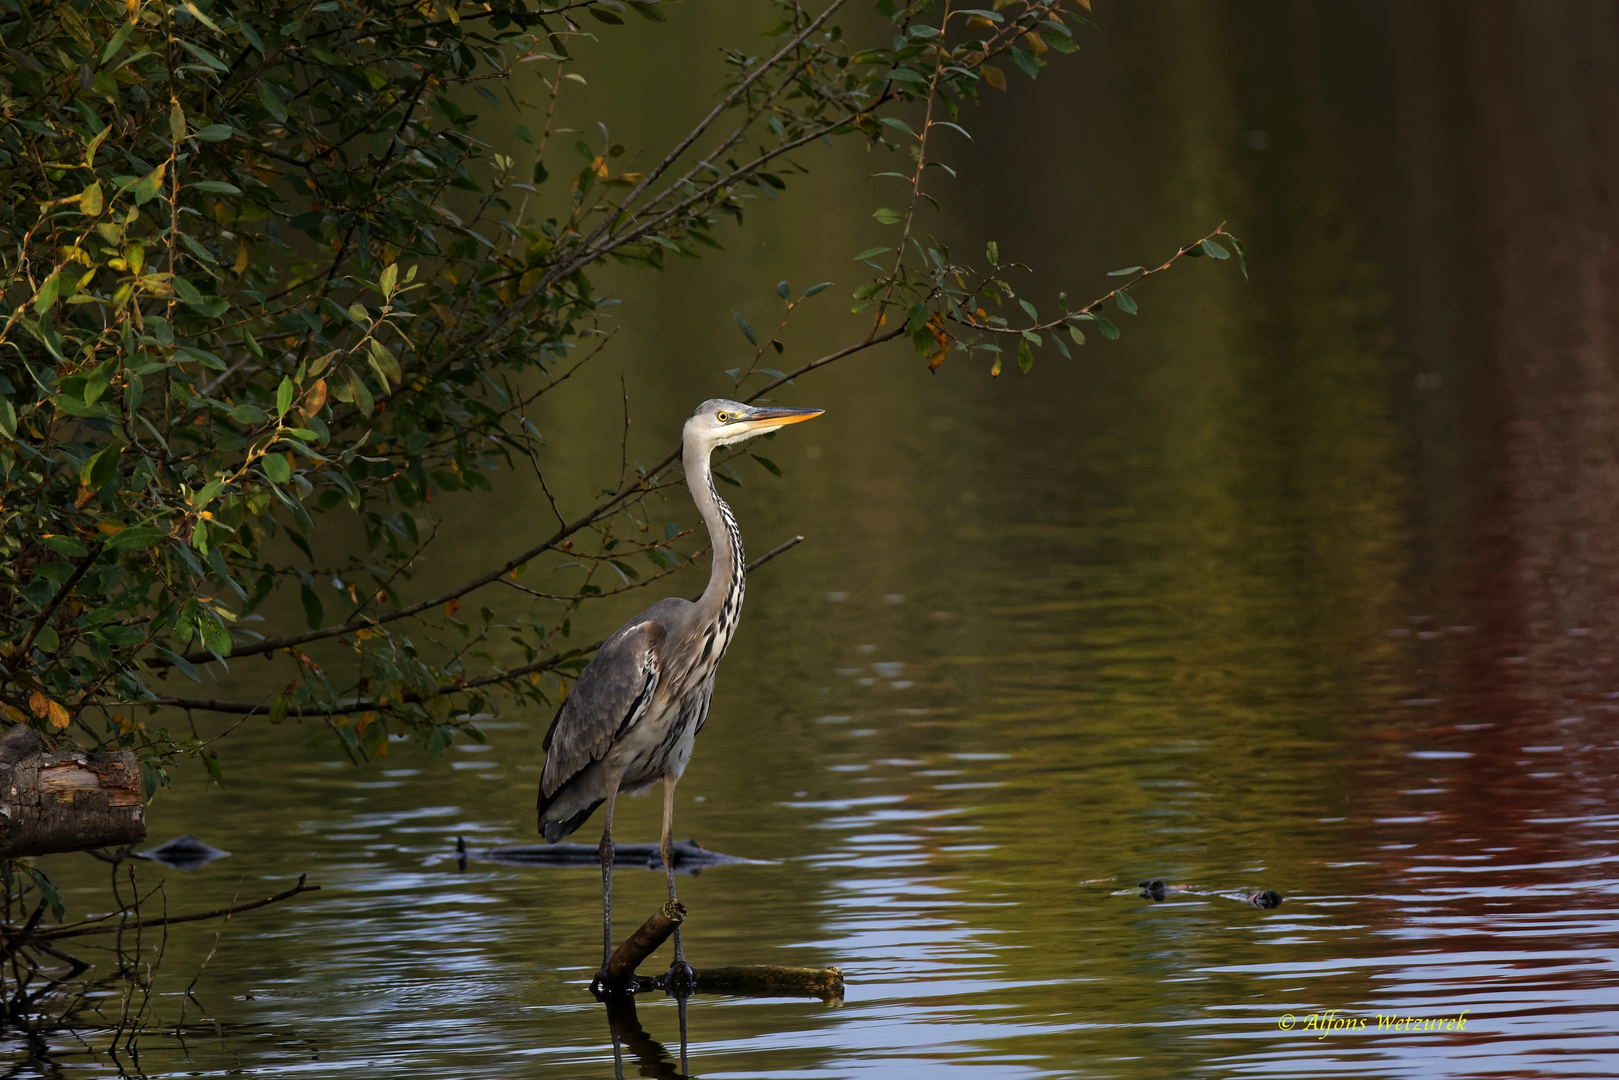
[0,725,144,858]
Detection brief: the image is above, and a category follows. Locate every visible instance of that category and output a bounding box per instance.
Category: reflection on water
[13,2,1619,1076]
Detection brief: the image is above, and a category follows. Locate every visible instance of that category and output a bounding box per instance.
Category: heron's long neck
[686,434,745,626]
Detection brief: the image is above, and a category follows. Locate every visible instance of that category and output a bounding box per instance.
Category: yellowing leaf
[48,700,70,729]
[28,691,48,718]
[980,64,1007,92]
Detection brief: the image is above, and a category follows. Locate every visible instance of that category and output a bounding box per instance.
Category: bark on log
[602,899,685,990]
[693,965,844,999]
[0,725,145,858]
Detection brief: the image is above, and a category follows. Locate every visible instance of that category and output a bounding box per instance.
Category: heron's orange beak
[740,406,824,431]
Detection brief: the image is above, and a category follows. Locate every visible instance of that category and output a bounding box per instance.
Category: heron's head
[684,398,824,449]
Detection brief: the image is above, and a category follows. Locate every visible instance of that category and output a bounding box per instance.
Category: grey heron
[537,398,824,986]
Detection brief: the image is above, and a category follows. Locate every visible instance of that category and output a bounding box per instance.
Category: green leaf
[189,180,242,195]
[300,583,324,630]
[1008,46,1041,79]
[731,311,758,346]
[751,454,782,476]
[270,697,289,724]
[34,625,60,652]
[33,271,62,313]
[804,282,832,297]
[1228,235,1249,279]
[853,247,890,261]
[193,124,234,142]
[1200,238,1231,260]
[873,207,904,225]
[198,614,232,658]
[986,240,999,263]
[129,163,166,205]
[776,280,791,300]
[1069,325,1086,346]
[101,19,136,64]
[80,445,122,489]
[351,373,375,416]
[1016,336,1034,373]
[230,403,269,425]
[262,452,292,484]
[715,463,742,486]
[40,534,88,558]
[0,397,14,438]
[80,181,103,217]
[367,339,402,385]
[84,362,113,405]
[1115,290,1138,315]
[257,80,288,122]
[1093,315,1120,340]
[1107,265,1142,277]
[155,647,200,682]
[171,275,206,306]
[174,345,228,371]
[276,376,295,417]
[106,526,168,550]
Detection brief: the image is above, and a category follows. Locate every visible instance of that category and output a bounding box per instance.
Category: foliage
[0,0,1238,792]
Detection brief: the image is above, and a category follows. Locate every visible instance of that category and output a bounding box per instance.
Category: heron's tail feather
[537,763,609,842]
[540,797,604,843]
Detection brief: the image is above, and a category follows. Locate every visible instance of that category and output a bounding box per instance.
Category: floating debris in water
[136,834,231,871]
[456,837,760,874]
[1128,879,1283,909]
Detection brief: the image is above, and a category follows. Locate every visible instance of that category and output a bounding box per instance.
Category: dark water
[14,2,1619,1076]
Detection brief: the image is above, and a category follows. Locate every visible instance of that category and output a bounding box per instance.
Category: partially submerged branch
[595,901,843,1001]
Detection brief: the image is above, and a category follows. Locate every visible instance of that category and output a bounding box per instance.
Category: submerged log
[461,837,757,873]
[596,899,844,1001]
[692,965,844,998]
[0,725,144,858]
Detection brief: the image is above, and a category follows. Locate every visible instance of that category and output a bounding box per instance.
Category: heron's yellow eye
[716,411,730,421]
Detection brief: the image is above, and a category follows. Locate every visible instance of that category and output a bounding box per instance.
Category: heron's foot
[664,958,696,997]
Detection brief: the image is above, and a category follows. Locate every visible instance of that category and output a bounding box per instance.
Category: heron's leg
[660,776,680,903]
[661,776,695,993]
[599,782,621,976]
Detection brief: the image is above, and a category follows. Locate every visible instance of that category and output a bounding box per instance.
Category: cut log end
[601,899,686,989]
[0,725,145,859]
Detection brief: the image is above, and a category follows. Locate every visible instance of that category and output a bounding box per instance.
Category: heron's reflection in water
[604,992,690,1080]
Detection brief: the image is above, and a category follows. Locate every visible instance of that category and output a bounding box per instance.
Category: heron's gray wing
[539,617,665,801]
